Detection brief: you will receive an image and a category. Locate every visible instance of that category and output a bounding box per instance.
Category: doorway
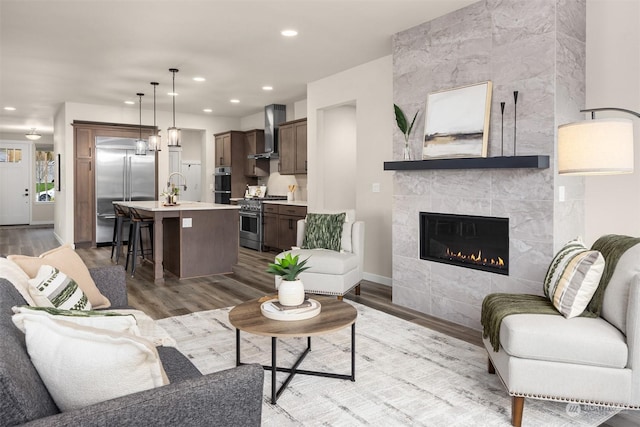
[319,103,357,210]
[181,161,202,202]
[0,141,31,225]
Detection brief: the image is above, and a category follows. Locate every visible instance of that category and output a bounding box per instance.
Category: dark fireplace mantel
[420,212,509,275]
[384,155,549,171]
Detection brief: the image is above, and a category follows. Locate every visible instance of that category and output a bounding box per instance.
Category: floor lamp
[558,108,639,175]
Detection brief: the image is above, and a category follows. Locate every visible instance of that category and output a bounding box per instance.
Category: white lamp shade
[558,118,634,175]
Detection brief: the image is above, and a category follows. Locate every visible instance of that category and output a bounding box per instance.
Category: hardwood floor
[0,224,483,347]
[2,225,639,425]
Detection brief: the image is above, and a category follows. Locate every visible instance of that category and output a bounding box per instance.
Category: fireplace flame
[446,248,505,268]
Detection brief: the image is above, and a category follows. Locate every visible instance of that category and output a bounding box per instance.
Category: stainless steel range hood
[250,104,286,159]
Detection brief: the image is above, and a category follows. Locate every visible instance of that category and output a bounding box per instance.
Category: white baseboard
[53,231,64,246]
[29,221,54,226]
[363,272,392,287]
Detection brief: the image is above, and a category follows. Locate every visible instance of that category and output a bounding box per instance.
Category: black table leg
[236,328,240,367]
[271,337,277,404]
[236,323,357,404]
[351,323,356,381]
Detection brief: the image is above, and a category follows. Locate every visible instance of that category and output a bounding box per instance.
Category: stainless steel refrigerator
[95,137,156,245]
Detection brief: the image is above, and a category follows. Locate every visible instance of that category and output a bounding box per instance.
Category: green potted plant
[267,253,310,306]
[394,104,419,160]
[160,184,180,205]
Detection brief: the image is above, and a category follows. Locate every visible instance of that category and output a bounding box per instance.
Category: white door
[0,141,31,225]
[181,161,201,202]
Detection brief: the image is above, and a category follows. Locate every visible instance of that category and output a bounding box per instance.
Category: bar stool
[110,204,130,264]
[125,208,154,277]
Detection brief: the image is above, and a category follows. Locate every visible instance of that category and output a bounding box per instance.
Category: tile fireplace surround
[390,0,586,330]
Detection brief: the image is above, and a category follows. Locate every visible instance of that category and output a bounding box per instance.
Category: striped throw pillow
[27,265,91,310]
[543,239,605,318]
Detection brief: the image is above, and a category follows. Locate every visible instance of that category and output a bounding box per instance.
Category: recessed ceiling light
[4,106,16,111]
[230,99,240,104]
[193,77,206,82]
[262,86,273,91]
[281,29,298,37]
[124,100,135,105]
[168,92,178,96]
[203,108,212,113]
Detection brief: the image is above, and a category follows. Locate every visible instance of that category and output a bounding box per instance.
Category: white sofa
[484,240,640,426]
[275,218,365,299]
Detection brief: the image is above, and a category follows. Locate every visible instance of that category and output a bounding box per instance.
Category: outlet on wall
[372,183,380,193]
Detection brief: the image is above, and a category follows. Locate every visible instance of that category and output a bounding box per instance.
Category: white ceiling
[0,0,475,135]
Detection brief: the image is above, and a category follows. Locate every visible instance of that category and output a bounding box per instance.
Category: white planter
[277,279,305,306]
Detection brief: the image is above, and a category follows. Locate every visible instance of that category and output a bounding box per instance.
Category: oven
[214,166,231,204]
[238,195,288,251]
[239,208,261,251]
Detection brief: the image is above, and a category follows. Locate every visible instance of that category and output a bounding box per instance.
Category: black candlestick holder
[513,91,519,156]
[500,102,506,156]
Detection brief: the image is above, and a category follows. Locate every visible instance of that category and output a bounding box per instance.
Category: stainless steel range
[238,195,287,251]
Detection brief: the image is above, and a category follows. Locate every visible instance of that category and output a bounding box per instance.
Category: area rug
[157,302,618,426]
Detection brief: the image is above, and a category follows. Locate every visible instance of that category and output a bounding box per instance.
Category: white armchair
[483,239,640,426]
[275,216,365,299]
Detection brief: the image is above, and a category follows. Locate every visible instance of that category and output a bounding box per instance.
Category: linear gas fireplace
[420,212,509,275]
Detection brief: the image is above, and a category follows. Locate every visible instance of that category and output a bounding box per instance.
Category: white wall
[54,102,239,245]
[319,104,357,210]
[584,0,640,244]
[307,56,393,284]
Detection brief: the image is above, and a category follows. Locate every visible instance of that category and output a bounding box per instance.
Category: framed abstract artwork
[423,81,493,159]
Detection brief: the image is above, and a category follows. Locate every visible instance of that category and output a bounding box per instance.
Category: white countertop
[114,200,240,212]
[262,200,308,207]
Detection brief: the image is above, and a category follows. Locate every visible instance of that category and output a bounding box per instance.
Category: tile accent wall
[391,0,586,330]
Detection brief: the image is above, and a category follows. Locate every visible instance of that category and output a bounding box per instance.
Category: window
[0,148,22,163]
[35,149,55,202]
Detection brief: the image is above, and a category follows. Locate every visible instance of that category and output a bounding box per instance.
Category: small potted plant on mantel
[267,253,310,306]
[394,104,419,160]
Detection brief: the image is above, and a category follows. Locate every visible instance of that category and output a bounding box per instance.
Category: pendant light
[135,93,146,155]
[167,68,181,147]
[148,82,161,151]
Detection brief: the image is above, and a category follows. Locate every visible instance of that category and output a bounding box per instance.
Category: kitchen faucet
[167,172,187,191]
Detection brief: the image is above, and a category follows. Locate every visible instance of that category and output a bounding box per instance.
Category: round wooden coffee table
[229,296,358,404]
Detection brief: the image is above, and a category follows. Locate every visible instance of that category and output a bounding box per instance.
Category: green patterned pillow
[302,213,346,252]
[27,265,91,310]
[543,239,605,318]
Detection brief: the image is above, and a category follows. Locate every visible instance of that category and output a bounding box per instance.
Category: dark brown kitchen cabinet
[214,132,232,167]
[214,130,254,198]
[74,126,94,247]
[278,205,307,250]
[262,212,279,249]
[262,203,307,251]
[244,129,269,177]
[278,118,307,175]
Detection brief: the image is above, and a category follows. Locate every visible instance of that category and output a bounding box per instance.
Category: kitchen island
[114,201,240,283]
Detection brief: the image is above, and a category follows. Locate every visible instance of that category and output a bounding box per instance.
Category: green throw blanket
[481,234,640,352]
